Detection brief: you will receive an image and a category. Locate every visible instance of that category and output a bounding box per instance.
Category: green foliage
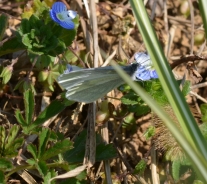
[27,128,73,162]
[0,37,25,57]
[15,90,70,134]
[122,112,136,129]
[17,15,61,56]
[134,159,147,175]
[119,80,168,117]
[172,157,194,182]
[64,130,117,163]
[181,80,191,97]
[200,104,207,122]
[0,66,13,84]
[0,14,8,41]
[199,122,207,141]
[0,125,23,158]
[143,125,155,140]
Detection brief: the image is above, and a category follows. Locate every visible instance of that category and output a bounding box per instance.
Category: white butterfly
[58,52,158,103]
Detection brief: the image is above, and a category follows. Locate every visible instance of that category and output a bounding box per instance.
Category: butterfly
[58,52,158,103]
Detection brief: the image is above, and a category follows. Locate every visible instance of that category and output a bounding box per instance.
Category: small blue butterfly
[58,52,158,103]
[50,2,77,29]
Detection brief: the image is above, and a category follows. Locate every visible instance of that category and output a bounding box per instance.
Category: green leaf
[0,37,25,57]
[96,143,117,161]
[0,14,8,41]
[19,19,31,35]
[27,100,67,132]
[0,66,13,84]
[182,80,191,97]
[58,28,76,47]
[38,128,50,159]
[121,92,139,105]
[27,158,36,166]
[134,159,147,174]
[22,34,32,48]
[0,158,12,170]
[199,123,207,141]
[143,125,155,140]
[172,159,181,181]
[15,109,27,127]
[27,144,38,160]
[24,90,34,125]
[0,126,6,154]
[128,103,151,116]
[0,171,5,184]
[4,125,20,150]
[42,139,73,161]
[5,138,24,157]
[36,161,48,177]
[201,104,207,122]
[64,131,116,163]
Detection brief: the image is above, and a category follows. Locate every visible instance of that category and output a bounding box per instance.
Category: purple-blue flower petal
[135,66,151,81]
[59,20,75,29]
[150,70,159,79]
[51,2,67,13]
[50,9,60,24]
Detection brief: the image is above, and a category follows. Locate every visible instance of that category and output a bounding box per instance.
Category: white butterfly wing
[58,66,127,103]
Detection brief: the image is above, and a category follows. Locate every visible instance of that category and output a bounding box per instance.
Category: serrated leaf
[172,160,181,181]
[0,170,5,184]
[44,169,57,184]
[27,100,67,132]
[64,131,116,163]
[22,34,32,48]
[0,37,25,57]
[134,159,147,174]
[128,104,150,116]
[15,109,27,127]
[36,161,48,177]
[0,66,13,84]
[58,28,76,47]
[19,19,31,34]
[182,80,191,97]
[42,139,73,160]
[96,143,117,161]
[4,138,24,157]
[38,128,50,159]
[121,92,139,105]
[27,144,38,159]
[5,125,20,150]
[27,158,36,166]
[2,71,12,84]
[199,122,207,141]
[0,14,8,41]
[24,90,34,125]
[143,125,155,140]
[0,126,6,155]
[0,158,12,170]
[13,79,24,91]
[200,104,207,122]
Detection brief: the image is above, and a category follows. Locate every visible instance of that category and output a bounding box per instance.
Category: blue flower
[134,52,158,81]
[50,2,77,29]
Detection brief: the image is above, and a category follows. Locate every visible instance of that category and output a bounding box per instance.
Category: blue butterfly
[58,53,158,103]
[50,2,77,29]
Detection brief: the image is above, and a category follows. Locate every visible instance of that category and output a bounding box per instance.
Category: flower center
[56,11,71,21]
